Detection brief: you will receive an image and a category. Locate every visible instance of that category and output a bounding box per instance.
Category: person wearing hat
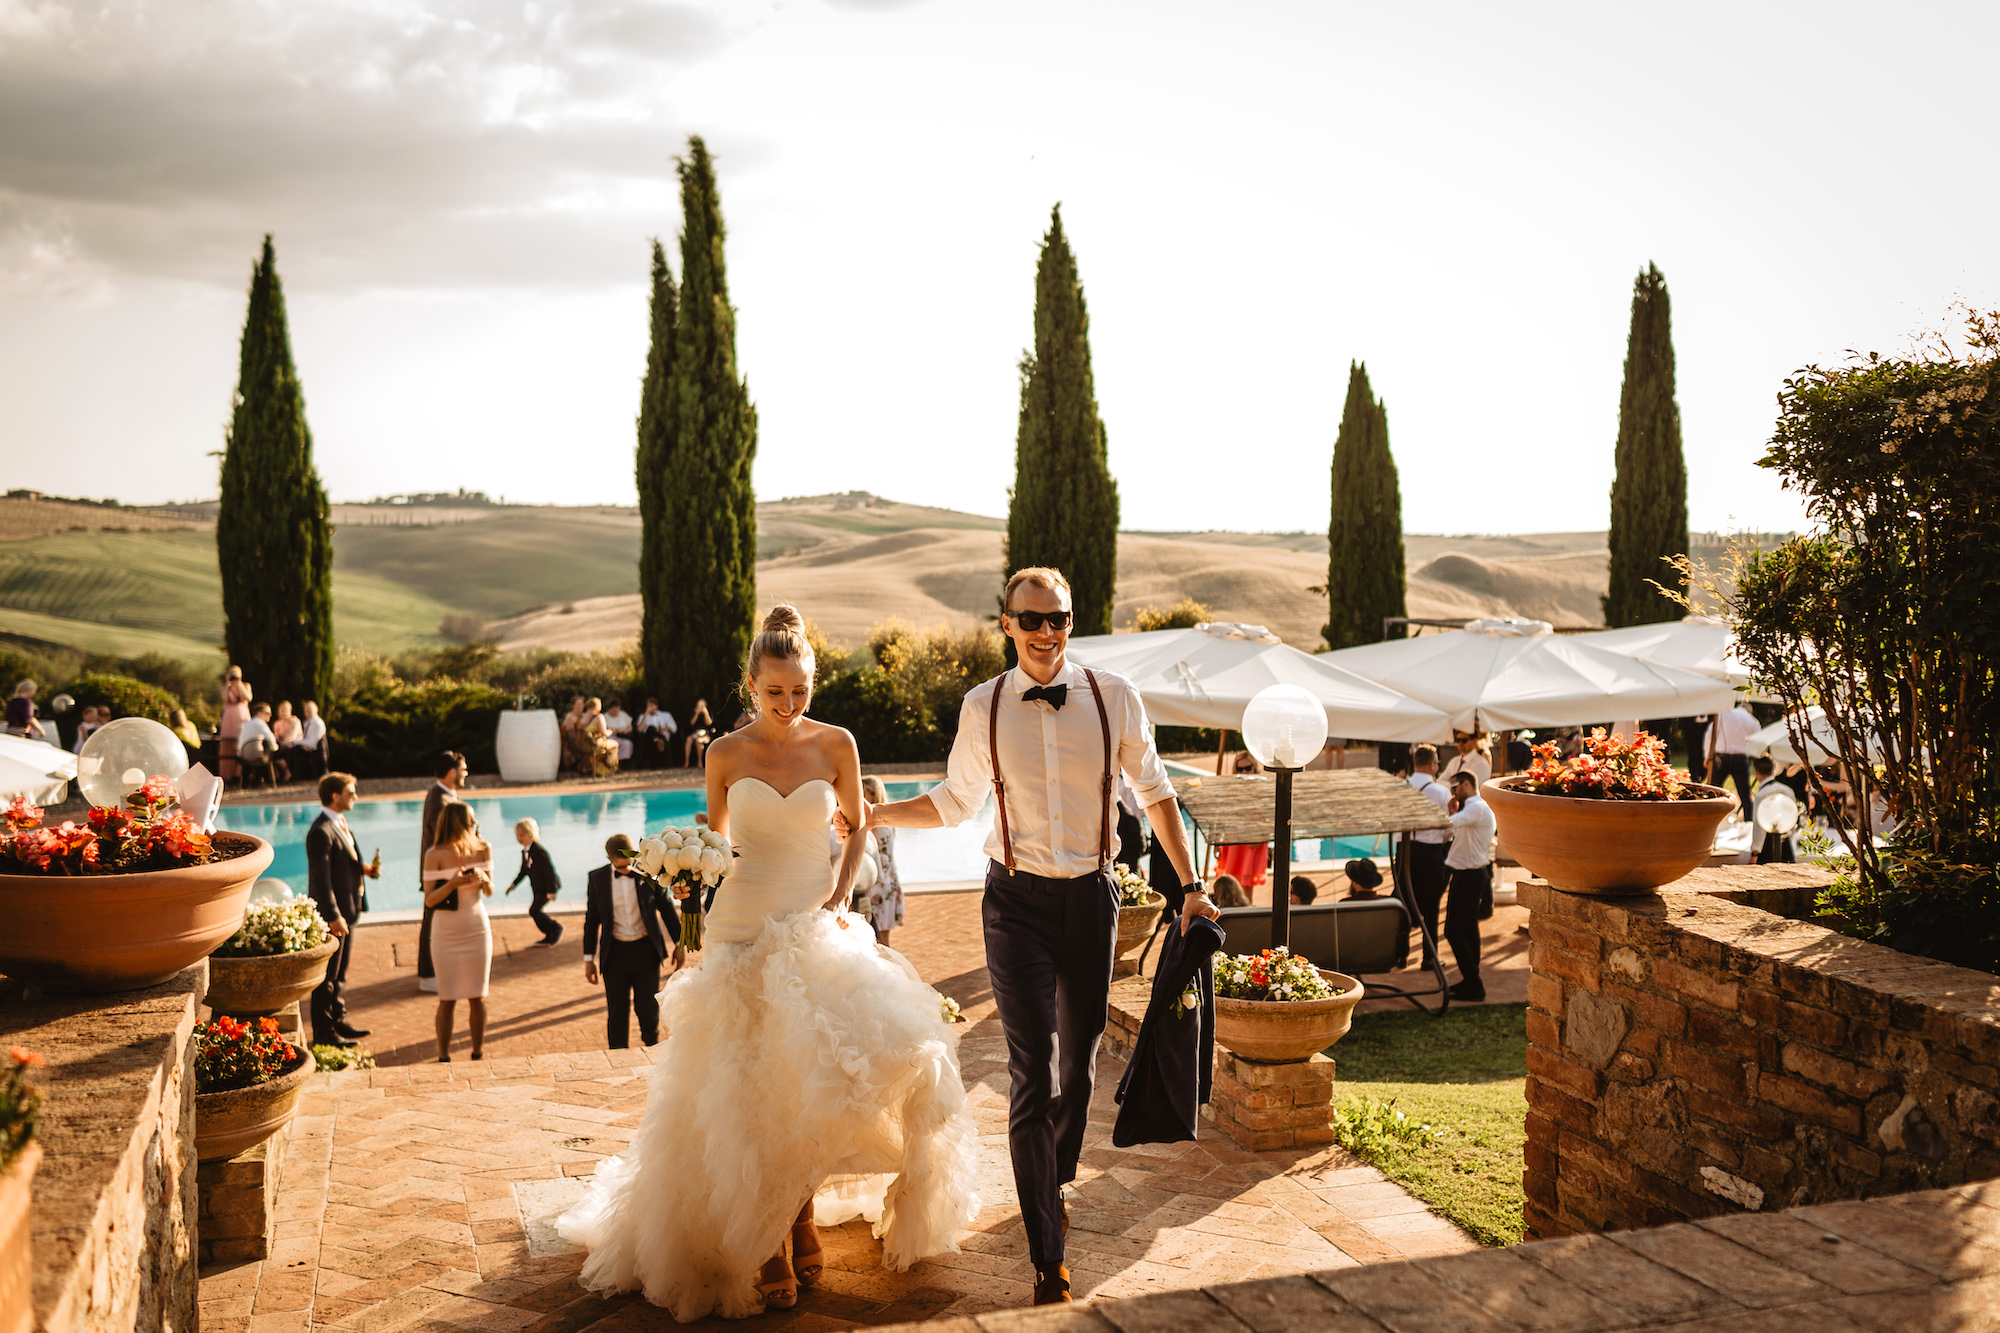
[582,833,683,1049]
[1340,859,1384,900]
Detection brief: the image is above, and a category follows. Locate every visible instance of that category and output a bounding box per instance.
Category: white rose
[677,845,704,872]
[699,848,725,878]
[700,830,724,849]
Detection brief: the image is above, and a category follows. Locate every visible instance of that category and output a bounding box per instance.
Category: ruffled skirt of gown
[555,908,980,1320]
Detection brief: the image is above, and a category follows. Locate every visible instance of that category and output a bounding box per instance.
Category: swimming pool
[217,781,993,914]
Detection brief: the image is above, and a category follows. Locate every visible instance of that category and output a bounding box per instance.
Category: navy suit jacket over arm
[1113,916,1225,1147]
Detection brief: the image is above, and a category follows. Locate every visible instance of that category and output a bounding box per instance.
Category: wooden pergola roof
[1177,768,1452,847]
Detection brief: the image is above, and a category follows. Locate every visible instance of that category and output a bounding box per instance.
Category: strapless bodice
[705,777,838,944]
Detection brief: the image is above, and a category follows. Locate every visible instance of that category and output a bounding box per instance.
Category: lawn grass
[1331,1002,1528,1246]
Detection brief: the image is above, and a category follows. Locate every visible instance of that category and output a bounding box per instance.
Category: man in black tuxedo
[582,833,683,1049]
[308,771,379,1048]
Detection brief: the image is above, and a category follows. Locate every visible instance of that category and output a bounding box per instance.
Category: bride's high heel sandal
[791,1204,822,1287]
[756,1250,797,1310]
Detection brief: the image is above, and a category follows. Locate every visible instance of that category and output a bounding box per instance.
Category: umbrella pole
[1271,765,1295,950]
[1215,729,1230,776]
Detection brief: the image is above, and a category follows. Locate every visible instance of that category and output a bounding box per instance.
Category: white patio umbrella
[0,733,78,804]
[1316,618,1740,734]
[1572,615,1751,691]
[1745,706,1890,767]
[1066,622,1451,742]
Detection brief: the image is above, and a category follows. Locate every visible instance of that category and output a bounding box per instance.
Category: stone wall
[0,964,203,1333]
[1523,865,2000,1239]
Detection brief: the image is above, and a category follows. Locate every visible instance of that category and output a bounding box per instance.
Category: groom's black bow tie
[1022,683,1068,710]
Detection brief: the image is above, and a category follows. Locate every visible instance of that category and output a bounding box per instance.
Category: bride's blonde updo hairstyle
[746,603,816,685]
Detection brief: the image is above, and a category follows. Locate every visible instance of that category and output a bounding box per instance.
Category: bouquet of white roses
[633,825,737,951]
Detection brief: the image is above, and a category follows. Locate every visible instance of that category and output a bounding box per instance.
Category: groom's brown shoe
[1032,1265,1072,1305]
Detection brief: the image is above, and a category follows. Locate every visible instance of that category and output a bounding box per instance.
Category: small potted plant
[1212,946,1364,1064]
[1,1047,43,1333]
[0,774,272,993]
[1482,729,1736,895]
[193,1015,316,1161]
[207,898,339,1018]
[1112,866,1166,977]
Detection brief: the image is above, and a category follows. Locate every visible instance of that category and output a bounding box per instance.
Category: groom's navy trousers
[982,859,1119,1271]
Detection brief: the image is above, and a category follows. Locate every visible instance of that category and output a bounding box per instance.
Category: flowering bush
[1214,946,1342,1003]
[1,777,219,876]
[194,1016,305,1095]
[2,1047,44,1171]
[1113,865,1159,907]
[1514,729,1690,801]
[214,898,331,957]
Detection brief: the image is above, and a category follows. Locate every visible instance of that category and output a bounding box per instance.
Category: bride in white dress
[558,605,980,1319]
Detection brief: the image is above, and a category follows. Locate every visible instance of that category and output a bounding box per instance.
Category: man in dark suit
[308,771,379,1048]
[582,833,683,1049]
[416,750,467,993]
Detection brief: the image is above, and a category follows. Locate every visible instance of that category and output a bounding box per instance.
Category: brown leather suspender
[988,667,1114,875]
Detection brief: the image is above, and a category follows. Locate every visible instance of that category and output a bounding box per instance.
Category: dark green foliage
[217,237,335,704]
[81,653,218,725]
[1322,363,1407,649]
[518,652,642,715]
[1603,264,1690,627]
[809,620,1007,763]
[810,666,938,763]
[54,672,180,746]
[1731,311,2000,969]
[1005,206,1119,635]
[638,139,758,723]
[324,681,509,779]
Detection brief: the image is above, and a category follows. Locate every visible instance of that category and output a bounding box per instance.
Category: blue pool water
[218,781,992,914]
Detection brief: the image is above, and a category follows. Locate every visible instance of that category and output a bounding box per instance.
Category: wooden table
[1176,767,1451,848]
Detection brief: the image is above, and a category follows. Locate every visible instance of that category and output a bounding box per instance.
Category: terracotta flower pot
[195,1043,317,1162]
[1116,893,1166,959]
[0,833,273,993]
[206,939,341,1018]
[0,1141,39,1333]
[1213,969,1364,1064]
[1483,776,1736,896]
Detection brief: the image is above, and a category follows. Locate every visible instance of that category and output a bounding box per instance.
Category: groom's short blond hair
[1003,567,1070,611]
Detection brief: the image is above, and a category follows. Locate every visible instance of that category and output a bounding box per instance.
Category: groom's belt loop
[988,667,1116,875]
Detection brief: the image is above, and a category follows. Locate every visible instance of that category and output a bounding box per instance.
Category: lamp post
[1240,684,1329,951]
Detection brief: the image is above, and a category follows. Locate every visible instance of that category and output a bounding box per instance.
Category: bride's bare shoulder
[803,717,858,760]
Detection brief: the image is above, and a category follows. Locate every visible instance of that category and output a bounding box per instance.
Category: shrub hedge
[325,681,509,778]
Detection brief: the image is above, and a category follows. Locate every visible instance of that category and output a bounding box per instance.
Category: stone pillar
[1204,1050,1337,1151]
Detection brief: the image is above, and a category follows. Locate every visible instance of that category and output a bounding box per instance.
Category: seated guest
[5,680,46,740]
[298,701,328,779]
[169,707,201,748]
[1289,875,1318,906]
[272,700,302,747]
[1342,858,1384,900]
[634,698,676,769]
[70,704,105,753]
[1210,873,1250,908]
[236,703,285,786]
[602,698,635,765]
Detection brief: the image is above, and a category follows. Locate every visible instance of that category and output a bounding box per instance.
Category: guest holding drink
[423,802,494,1061]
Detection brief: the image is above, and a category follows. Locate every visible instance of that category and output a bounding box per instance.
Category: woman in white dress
[558,605,978,1319]
[422,803,494,1061]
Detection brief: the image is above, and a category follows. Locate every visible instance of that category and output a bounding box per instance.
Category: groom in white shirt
[867,566,1214,1307]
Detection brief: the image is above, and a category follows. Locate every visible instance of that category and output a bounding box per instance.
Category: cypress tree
[1602,263,1689,626]
[1322,362,1407,649]
[216,235,334,705]
[642,136,758,720]
[635,239,679,699]
[1005,205,1119,635]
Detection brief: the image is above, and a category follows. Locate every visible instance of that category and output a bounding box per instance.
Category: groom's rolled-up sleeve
[926,688,993,827]
[1115,676,1177,810]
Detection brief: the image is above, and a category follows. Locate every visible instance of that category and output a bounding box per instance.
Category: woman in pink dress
[217,666,253,783]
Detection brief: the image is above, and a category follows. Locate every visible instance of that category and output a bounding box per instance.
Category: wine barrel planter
[0,1141,39,1333]
[195,1044,317,1162]
[0,833,273,993]
[1213,969,1364,1064]
[496,709,560,783]
[1484,776,1736,896]
[206,939,341,1018]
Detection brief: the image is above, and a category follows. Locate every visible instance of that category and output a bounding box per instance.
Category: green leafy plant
[309,1043,375,1072]
[1331,1092,1444,1155]
[214,898,330,957]
[2,1047,44,1171]
[1128,598,1213,633]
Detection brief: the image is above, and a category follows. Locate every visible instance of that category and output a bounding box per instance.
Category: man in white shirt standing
[1441,731,1494,918]
[866,567,1214,1308]
[1444,770,1496,1002]
[1705,702,1760,818]
[1403,743,1453,970]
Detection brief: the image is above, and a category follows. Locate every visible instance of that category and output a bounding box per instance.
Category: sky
[1,0,1995,535]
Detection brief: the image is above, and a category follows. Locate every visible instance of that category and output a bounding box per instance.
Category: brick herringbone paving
[204,888,1486,1331]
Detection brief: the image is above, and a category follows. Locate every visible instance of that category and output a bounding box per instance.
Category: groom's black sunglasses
[1007,609,1073,633]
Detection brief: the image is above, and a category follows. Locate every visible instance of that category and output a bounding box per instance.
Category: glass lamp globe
[76,717,190,809]
[1240,684,1329,771]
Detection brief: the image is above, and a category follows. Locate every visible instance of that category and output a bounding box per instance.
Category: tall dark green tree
[1603,263,1689,626]
[638,136,758,719]
[1005,205,1119,635]
[635,238,679,699]
[1322,362,1406,649]
[216,235,334,705]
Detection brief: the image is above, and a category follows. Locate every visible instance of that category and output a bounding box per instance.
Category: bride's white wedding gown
[556,777,980,1320]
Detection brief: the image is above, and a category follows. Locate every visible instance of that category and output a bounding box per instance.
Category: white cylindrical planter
[496,709,560,783]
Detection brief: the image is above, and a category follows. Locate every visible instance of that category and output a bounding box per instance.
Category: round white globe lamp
[1238,684,1329,950]
[76,717,190,809]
